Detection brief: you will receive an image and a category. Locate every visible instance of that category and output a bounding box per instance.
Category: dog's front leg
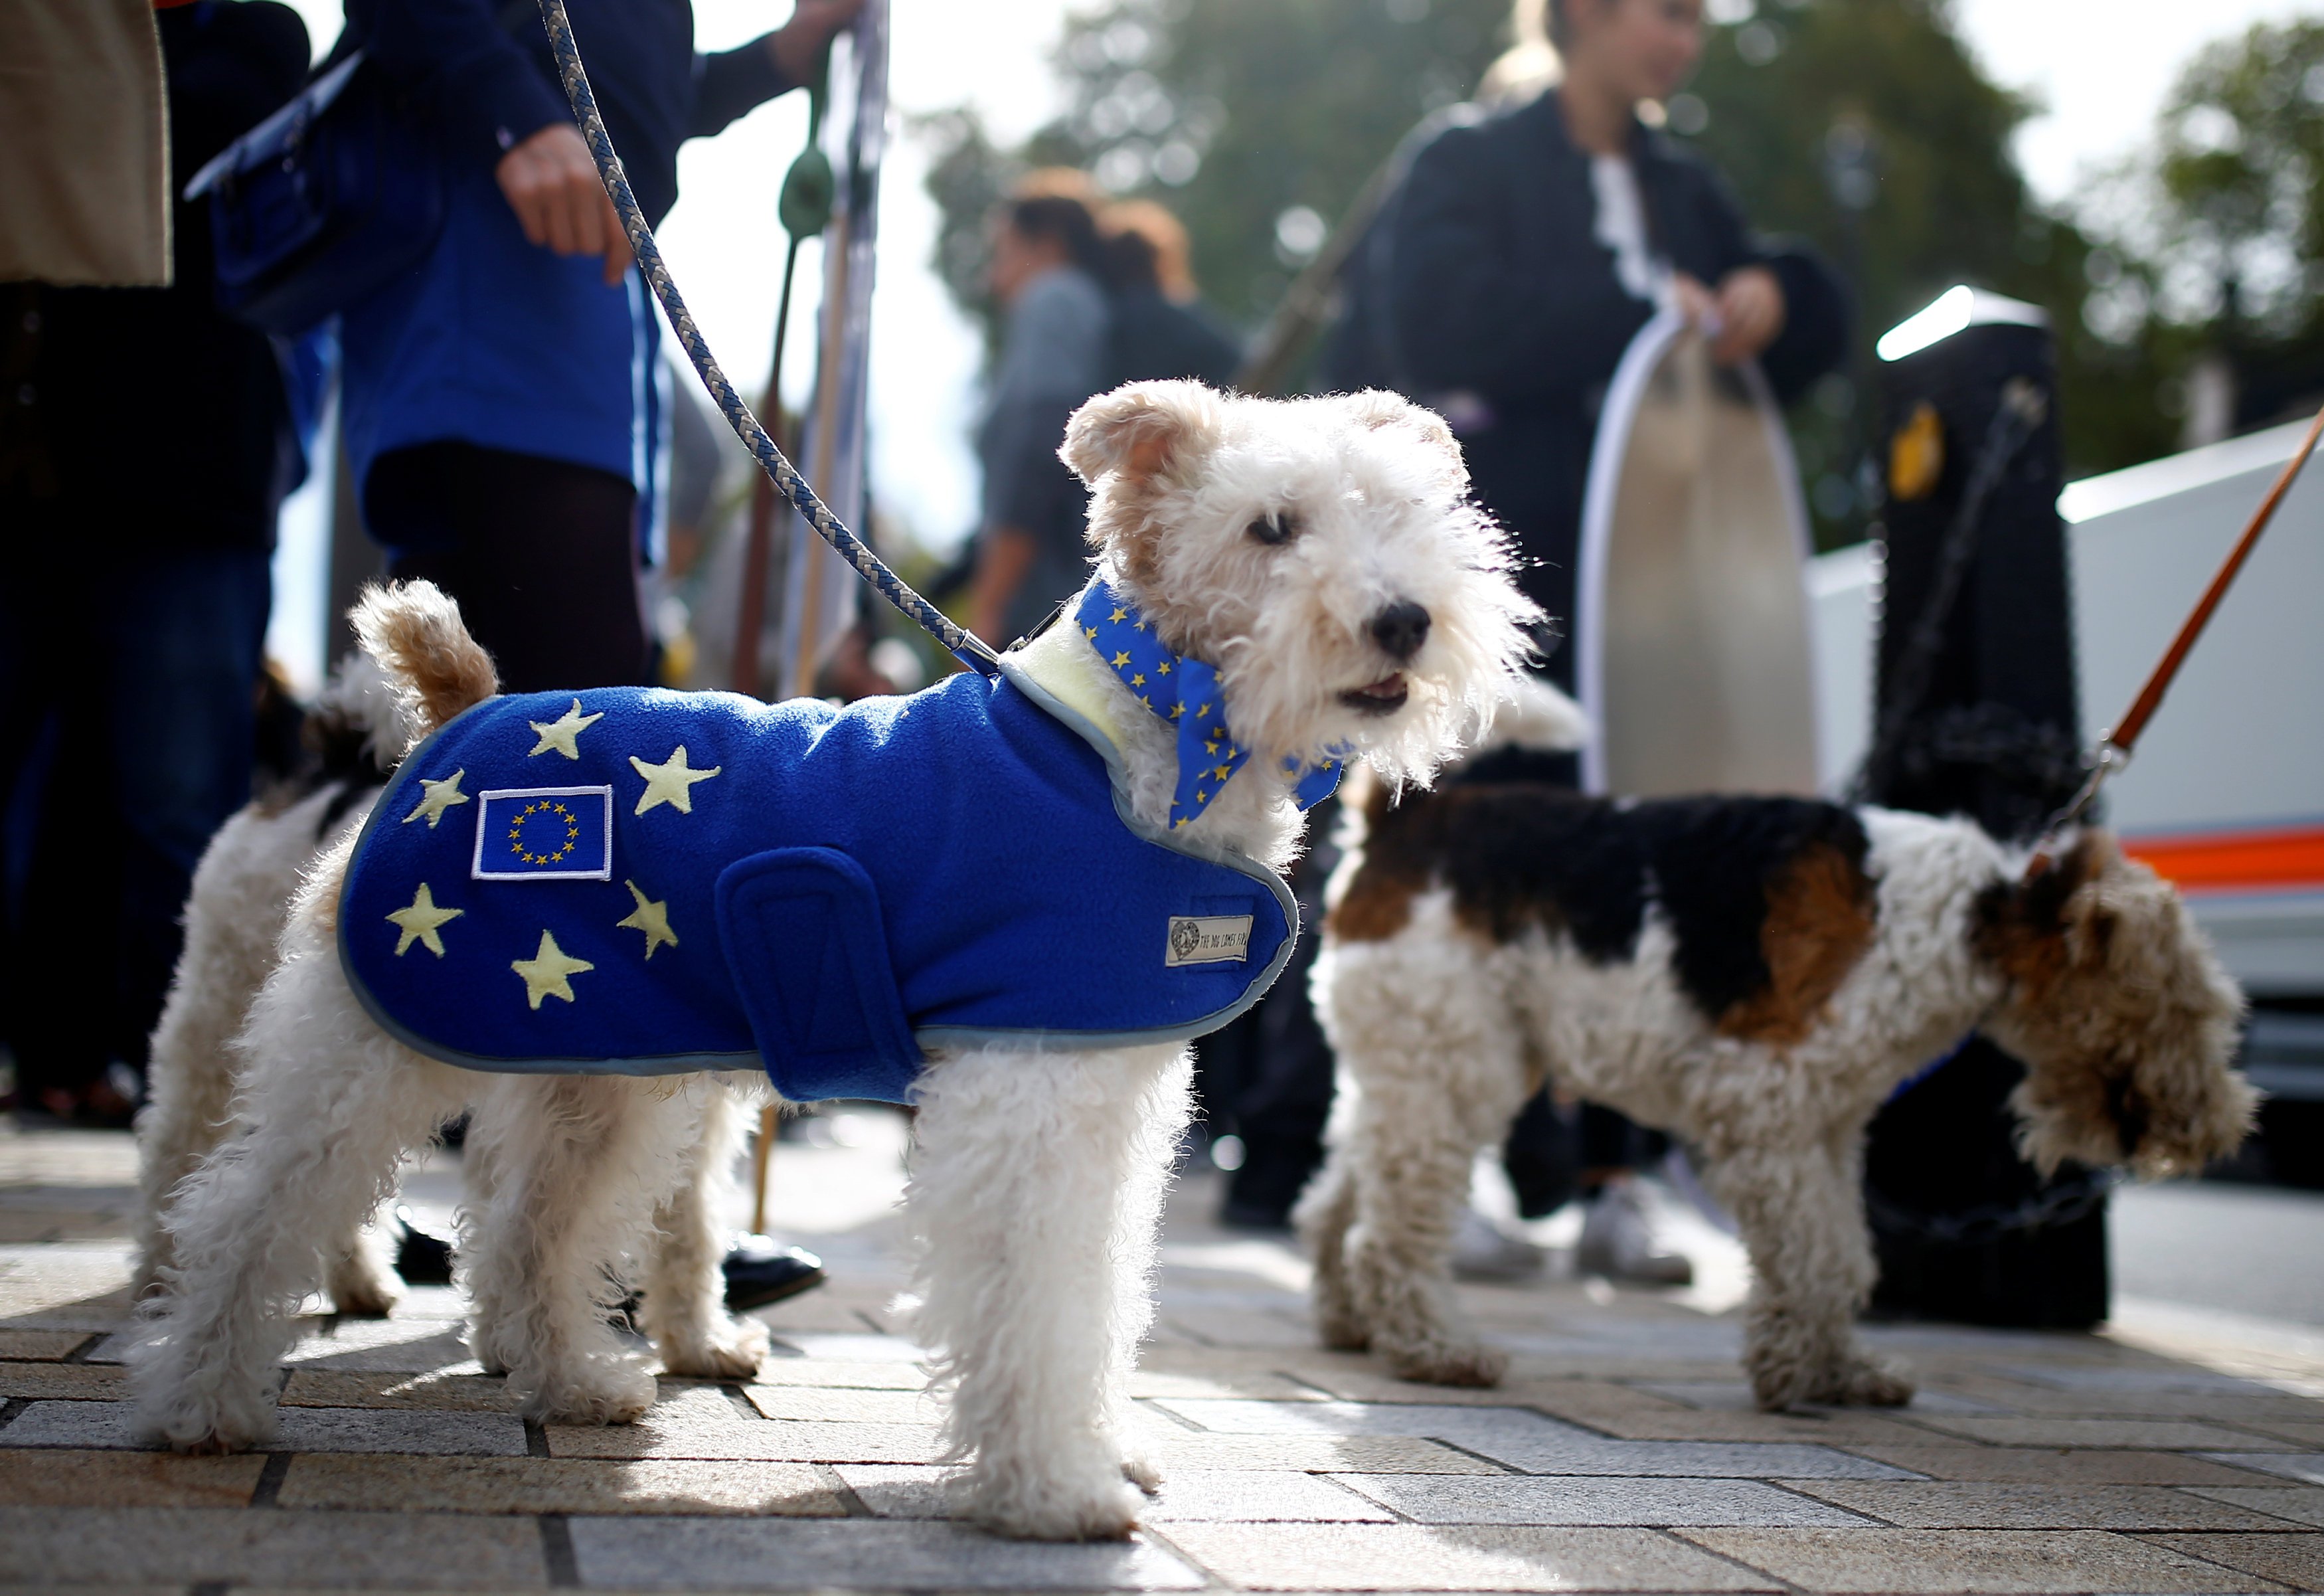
[1705,1136,1912,1411]
[1325,956,1526,1388]
[905,1042,1185,1541]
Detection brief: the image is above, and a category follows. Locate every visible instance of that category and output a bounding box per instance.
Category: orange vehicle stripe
[2122,825,2324,895]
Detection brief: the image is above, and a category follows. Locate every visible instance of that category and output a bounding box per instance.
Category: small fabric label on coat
[1165,915,1252,967]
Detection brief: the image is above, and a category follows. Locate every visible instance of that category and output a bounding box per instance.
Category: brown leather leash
[2027,400,2324,877]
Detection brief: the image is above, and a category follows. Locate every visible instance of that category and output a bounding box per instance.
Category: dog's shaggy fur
[135,656,410,1313]
[1302,690,2255,1410]
[131,625,777,1422]
[129,381,1538,1540]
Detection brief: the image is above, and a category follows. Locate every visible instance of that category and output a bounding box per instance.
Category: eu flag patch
[471,786,614,882]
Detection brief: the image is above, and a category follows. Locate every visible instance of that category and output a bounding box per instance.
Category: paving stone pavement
[5,1113,2324,1593]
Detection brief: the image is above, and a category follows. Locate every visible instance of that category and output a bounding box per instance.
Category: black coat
[1372,90,1849,681]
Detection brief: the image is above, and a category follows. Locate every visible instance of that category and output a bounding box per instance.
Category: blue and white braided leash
[533,0,1002,679]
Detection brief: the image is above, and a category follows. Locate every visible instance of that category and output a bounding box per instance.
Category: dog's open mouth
[1340,674,1409,715]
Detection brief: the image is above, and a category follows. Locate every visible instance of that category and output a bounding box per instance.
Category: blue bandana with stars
[1076,581,1343,830]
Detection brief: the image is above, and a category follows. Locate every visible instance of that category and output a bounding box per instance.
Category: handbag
[185,3,533,337]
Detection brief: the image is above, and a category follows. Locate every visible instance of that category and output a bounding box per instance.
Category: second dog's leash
[533,0,1001,681]
[2023,399,2324,878]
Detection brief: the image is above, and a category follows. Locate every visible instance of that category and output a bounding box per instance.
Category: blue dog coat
[337,658,1299,1103]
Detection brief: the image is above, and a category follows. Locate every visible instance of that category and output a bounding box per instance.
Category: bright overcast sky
[265,0,2320,685]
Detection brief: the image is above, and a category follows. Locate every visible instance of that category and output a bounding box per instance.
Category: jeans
[0,546,271,1093]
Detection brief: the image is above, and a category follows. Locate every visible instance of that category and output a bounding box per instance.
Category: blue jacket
[337,0,796,533]
[337,662,1299,1103]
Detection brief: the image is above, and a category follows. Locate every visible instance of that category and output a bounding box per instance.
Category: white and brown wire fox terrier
[1301,687,2255,1411]
[130,381,1539,1540]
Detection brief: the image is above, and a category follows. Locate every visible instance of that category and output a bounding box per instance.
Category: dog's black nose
[1369,600,1431,661]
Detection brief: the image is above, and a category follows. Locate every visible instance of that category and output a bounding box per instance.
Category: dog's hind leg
[1706,1136,1912,1411]
[135,986,246,1303]
[463,1075,687,1426]
[905,1043,1181,1541]
[127,948,468,1453]
[637,1077,771,1380]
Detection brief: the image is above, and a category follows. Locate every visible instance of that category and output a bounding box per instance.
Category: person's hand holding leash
[496,123,633,286]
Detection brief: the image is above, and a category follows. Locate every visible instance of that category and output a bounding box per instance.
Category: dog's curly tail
[350,579,499,746]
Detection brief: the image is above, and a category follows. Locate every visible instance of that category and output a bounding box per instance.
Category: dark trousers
[0,545,271,1095]
[370,442,649,693]
[1192,799,1341,1224]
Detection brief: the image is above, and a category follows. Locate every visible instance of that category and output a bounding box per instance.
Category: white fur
[135,656,410,1312]
[129,386,1536,1538]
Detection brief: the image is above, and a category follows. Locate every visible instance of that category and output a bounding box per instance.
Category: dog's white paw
[656,1314,771,1381]
[327,1263,403,1320]
[465,1318,517,1377]
[1835,1356,1915,1408]
[520,1358,658,1426]
[137,1385,281,1457]
[1314,1308,1371,1353]
[1748,1351,1913,1411]
[1385,1339,1508,1389]
[1121,1449,1163,1496]
[961,1470,1145,1542]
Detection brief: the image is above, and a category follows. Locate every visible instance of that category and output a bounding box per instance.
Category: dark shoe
[1218,1134,1323,1231]
[723,1238,826,1312]
[393,1206,457,1285]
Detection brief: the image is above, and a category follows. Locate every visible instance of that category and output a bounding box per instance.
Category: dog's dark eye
[1247,511,1297,546]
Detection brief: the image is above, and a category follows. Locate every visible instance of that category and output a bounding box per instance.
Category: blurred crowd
[1,0,1846,1286]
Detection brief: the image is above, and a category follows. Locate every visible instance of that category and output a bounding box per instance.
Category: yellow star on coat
[629,745,721,816]
[511,929,594,1010]
[386,883,463,958]
[402,769,471,829]
[616,879,679,960]
[527,699,603,759]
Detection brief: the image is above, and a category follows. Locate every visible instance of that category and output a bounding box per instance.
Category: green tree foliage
[2154,20,2324,331]
[2128,21,2324,433]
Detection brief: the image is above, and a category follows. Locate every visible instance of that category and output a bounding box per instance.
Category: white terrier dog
[1303,688,2255,1410]
[130,381,1538,1540]
[134,657,776,1382]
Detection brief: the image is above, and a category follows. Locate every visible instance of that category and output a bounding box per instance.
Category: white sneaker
[1451,1205,1546,1281]
[1576,1180,1695,1286]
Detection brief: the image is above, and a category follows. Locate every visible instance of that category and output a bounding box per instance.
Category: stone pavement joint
[5,1116,2324,1591]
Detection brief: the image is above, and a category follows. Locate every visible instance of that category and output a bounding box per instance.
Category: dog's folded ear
[1061,381,1224,488]
[1332,390,1469,493]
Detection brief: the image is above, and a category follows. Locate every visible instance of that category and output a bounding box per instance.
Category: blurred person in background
[967,172,1116,650]
[1100,200,1243,390]
[0,0,313,1123]
[1371,0,1849,1281]
[339,0,860,694]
